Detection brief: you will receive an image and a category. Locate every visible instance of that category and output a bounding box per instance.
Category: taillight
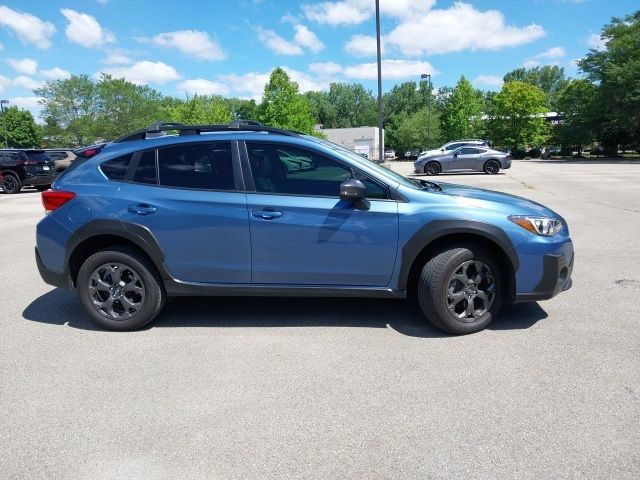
[41,190,75,212]
[75,143,106,158]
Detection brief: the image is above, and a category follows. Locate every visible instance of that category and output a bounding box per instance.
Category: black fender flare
[397,220,519,290]
[64,219,170,279]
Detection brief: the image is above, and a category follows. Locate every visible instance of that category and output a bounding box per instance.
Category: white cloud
[12,76,43,90]
[309,62,342,76]
[344,59,437,80]
[473,75,504,88]
[302,0,435,26]
[177,79,230,96]
[6,58,38,75]
[256,27,303,55]
[587,33,606,51]
[386,2,545,56]
[41,67,72,80]
[100,61,181,85]
[293,25,324,52]
[535,46,566,60]
[103,51,133,65]
[60,9,116,48]
[344,34,384,57]
[0,5,56,49]
[139,30,225,61]
[9,96,41,109]
[0,75,11,93]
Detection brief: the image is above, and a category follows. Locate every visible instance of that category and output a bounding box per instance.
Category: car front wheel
[2,172,22,194]
[424,161,441,175]
[76,246,165,331]
[417,245,504,334]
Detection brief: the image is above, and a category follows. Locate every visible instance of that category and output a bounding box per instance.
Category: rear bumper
[23,173,57,186]
[514,251,574,302]
[35,247,72,289]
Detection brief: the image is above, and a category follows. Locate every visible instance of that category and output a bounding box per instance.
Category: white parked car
[384,149,396,159]
[419,139,489,159]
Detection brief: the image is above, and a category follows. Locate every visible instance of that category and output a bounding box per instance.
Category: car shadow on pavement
[22,288,548,337]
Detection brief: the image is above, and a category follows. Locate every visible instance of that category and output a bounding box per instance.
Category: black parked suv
[0,149,57,194]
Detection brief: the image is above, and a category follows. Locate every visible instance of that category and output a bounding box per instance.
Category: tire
[76,246,165,331]
[2,172,22,194]
[417,245,504,335]
[35,185,50,192]
[483,159,501,174]
[424,161,441,176]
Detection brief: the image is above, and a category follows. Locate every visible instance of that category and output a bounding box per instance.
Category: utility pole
[420,73,431,110]
[375,0,383,163]
[0,100,9,148]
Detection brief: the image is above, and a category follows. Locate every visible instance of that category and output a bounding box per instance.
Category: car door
[243,142,399,286]
[115,141,251,284]
[454,147,482,170]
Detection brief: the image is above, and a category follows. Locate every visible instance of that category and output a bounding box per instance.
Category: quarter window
[100,153,133,181]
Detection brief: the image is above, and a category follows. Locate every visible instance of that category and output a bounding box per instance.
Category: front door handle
[252,209,282,220]
[128,204,157,215]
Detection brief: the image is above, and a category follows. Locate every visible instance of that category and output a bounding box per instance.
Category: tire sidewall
[428,247,503,334]
[425,161,441,175]
[2,173,21,194]
[77,249,163,331]
[484,160,500,174]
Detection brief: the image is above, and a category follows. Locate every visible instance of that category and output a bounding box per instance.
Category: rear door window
[157,142,235,190]
[132,150,157,185]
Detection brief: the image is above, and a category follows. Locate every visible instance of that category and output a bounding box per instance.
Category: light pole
[0,100,8,148]
[375,0,383,163]
[420,73,431,109]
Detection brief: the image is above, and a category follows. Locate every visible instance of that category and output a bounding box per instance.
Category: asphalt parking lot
[1,159,639,479]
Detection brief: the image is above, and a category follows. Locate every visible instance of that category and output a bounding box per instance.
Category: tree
[442,76,485,141]
[224,98,258,121]
[0,106,42,148]
[327,82,377,128]
[258,68,317,134]
[304,90,337,128]
[167,95,232,125]
[488,81,550,149]
[578,10,640,150]
[503,66,569,110]
[395,107,442,152]
[552,80,599,153]
[95,74,165,140]
[35,74,98,146]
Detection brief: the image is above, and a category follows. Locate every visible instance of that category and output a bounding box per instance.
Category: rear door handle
[128,204,157,215]
[251,209,282,220]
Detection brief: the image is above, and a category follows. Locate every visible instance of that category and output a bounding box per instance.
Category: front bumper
[514,250,574,302]
[35,247,72,289]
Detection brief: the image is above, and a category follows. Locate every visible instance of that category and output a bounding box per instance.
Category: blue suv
[35,121,573,334]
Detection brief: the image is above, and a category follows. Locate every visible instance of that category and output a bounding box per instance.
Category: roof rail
[114,119,301,143]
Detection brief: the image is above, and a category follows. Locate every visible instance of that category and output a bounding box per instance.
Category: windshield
[304,136,421,190]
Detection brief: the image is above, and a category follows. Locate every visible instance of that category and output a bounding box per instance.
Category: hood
[418,148,443,159]
[435,182,558,217]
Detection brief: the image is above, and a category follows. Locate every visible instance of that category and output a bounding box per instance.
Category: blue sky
[0,0,635,118]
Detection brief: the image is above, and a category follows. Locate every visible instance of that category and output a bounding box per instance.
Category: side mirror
[340,179,369,210]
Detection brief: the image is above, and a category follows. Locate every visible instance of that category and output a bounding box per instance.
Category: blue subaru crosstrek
[35,121,573,334]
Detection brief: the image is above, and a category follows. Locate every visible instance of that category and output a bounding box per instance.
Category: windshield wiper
[418,179,442,192]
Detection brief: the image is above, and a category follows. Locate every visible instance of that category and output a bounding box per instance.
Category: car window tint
[158,142,235,190]
[248,143,349,197]
[101,153,133,181]
[132,150,157,185]
[460,148,477,154]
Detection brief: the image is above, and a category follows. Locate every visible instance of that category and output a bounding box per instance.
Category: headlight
[509,215,563,236]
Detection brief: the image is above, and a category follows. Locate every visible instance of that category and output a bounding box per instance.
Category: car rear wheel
[417,245,504,334]
[2,172,22,194]
[424,161,441,175]
[483,160,500,174]
[76,246,165,331]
